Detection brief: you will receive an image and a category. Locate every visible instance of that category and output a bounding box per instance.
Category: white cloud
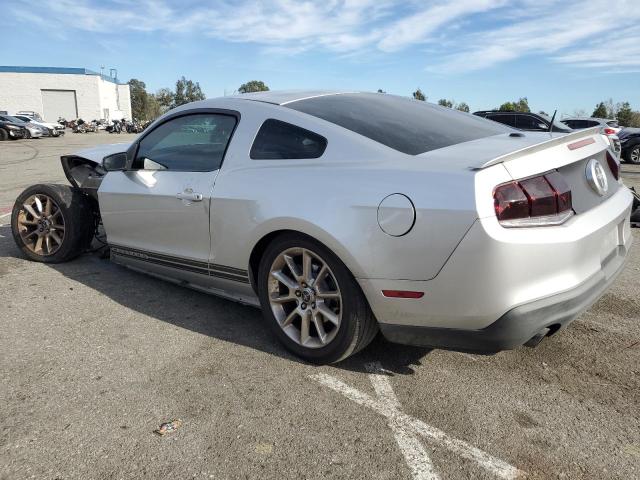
[10,0,640,72]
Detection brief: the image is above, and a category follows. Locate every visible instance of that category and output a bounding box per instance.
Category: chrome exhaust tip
[524,327,550,348]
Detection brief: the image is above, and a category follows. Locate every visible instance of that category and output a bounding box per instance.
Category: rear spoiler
[478,126,601,169]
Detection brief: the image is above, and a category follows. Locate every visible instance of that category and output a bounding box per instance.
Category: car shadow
[0,224,432,374]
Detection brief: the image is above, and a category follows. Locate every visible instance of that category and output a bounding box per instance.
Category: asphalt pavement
[1,133,639,479]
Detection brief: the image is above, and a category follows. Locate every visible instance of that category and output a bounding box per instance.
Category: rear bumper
[361,185,634,352]
[379,242,630,353]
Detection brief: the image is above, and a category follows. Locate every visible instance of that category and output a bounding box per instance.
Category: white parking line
[310,362,524,480]
[0,212,11,219]
[367,363,440,480]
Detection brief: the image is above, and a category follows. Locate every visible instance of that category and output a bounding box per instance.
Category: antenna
[548,109,557,134]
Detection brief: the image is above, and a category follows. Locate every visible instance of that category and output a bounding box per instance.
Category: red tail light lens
[544,171,572,212]
[603,128,616,135]
[605,150,619,180]
[494,172,573,226]
[493,182,529,221]
[519,176,557,216]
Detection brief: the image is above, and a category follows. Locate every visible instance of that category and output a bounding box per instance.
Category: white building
[0,66,131,122]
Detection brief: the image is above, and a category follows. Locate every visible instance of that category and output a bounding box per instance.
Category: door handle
[176,191,203,202]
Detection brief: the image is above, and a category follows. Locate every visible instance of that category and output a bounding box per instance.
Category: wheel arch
[247,225,366,294]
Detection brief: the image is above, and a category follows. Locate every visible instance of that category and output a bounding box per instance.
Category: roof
[0,66,127,85]
[473,110,542,115]
[231,90,355,105]
[560,117,614,122]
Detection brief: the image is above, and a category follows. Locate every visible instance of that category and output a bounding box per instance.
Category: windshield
[286,93,510,155]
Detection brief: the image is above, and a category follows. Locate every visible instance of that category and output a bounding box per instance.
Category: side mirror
[103,152,127,171]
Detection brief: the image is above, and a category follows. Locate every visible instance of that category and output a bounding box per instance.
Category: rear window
[606,121,619,128]
[285,93,509,155]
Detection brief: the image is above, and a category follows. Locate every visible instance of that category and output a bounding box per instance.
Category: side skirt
[110,245,260,307]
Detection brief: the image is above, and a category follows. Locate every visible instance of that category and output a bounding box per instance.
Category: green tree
[155,88,175,113]
[616,101,634,126]
[146,94,163,120]
[629,111,640,128]
[174,76,206,107]
[412,88,426,101]
[238,80,269,93]
[592,102,607,118]
[499,97,530,112]
[128,79,148,121]
[456,102,470,113]
[438,98,453,108]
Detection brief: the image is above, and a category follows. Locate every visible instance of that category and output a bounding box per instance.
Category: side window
[517,115,547,131]
[132,113,236,171]
[583,120,599,128]
[250,119,327,160]
[487,114,516,128]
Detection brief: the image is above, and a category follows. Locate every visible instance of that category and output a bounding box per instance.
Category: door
[99,112,238,276]
[516,114,548,131]
[41,89,77,121]
[486,113,516,128]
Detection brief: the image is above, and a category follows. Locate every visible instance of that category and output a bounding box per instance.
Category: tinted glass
[517,115,547,131]
[250,119,327,159]
[286,93,509,155]
[606,121,619,128]
[486,114,517,127]
[133,114,236,171]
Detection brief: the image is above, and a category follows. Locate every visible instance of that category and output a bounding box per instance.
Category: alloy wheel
[268,247,342,348]
[16,194,65,256]
[631,147,640,163]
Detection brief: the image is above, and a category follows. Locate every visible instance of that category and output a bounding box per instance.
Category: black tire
[0,128,7,141]
[257,233,378,364]
[11,184,95,263]
[624,144,640,165]
[24,130,31,139]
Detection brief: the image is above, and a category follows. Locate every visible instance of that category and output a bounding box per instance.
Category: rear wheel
[0,129,7,141]
[11,184,95,263]
[625,145,640,164]
[258,233,378,364]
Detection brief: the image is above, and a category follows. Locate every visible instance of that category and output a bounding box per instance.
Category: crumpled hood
[70,142,131,165]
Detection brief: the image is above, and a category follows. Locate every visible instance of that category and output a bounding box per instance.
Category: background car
[473,110,573,132]
[560,117,621,135]
[16,111,44,122]
[0,119,27,140]
[618,128,640,164]
[13,114,65,137]
[0,114,45,138]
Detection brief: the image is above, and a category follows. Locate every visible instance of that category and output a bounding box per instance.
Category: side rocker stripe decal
[110,245,250,284]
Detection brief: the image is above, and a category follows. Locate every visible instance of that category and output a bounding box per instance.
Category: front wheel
[11,184,95,263]
[258,233,378,364]
[625,145,640,164]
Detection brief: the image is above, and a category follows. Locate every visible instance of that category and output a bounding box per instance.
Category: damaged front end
[60,142,130,201]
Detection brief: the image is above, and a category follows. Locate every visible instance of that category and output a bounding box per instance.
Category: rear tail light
[494,172,573,227]
[605,150,619,180]
[603,128,616,135]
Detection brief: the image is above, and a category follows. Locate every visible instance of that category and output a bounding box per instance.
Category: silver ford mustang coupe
[10,91,634,363]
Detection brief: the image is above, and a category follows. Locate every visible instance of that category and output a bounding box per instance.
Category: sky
[2,0,639,117]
